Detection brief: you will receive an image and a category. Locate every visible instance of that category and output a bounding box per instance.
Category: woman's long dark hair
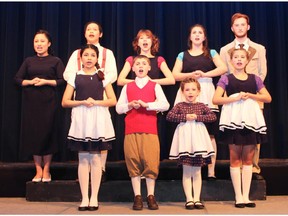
[187,24,211,59]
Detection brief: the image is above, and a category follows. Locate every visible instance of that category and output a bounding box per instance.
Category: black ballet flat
[88,206,99,211]
[78,206,88,211]
[245,202,256,208]
[235,203,245,208]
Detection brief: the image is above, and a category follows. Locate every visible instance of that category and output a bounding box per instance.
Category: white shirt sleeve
[63,50,79,81]
[103,49,117,84]
[147,83,170,112]
[115,85,131,114]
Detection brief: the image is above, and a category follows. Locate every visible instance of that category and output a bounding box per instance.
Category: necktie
[239,44,245,49]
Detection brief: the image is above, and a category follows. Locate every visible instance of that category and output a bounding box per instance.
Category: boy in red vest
[116,55,169,210]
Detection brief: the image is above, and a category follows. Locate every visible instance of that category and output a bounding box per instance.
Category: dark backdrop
[0,1,287,162]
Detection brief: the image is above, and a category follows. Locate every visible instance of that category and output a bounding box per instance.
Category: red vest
[125,80,157,135]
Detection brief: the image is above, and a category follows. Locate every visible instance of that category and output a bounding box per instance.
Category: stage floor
[0,196,287,214]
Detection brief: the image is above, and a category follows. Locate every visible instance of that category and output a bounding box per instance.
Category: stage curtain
[0,2,287,162]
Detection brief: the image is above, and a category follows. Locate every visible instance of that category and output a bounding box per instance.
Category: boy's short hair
[133,55,151,66]
[180,78,201,91]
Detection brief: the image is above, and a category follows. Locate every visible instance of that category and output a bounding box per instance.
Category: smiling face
[85,23,103,44]
[182,81,200,103]
[132,56,151,78]
[231,49,249,71]
[33,33,51,57]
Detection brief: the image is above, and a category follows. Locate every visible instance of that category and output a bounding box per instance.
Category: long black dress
[15,55,65,160]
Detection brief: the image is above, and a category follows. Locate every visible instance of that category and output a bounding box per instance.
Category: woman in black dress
[15,30,65,182]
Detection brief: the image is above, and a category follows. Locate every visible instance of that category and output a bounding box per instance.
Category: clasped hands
[129,100,148,109]
[30,77,47,86]
[191,70,205,79]
[186,113,197,121]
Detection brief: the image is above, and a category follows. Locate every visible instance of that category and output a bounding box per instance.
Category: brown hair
[132,55,151,66]
[187,24,211,59]
[180,78,201,92]
[132,29,159,55]
[231,13,250,26]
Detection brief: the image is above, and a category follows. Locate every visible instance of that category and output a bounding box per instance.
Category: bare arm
[93,83,117,107]
[117,61,134,86]
[212,86,243,105]
[172,59,194,81]
[62,84,91,108]
[152,61,175,85]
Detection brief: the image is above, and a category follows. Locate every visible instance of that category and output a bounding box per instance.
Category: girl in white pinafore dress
[167,78,216,210]
[213,48,272,208]
[62,44,116,211]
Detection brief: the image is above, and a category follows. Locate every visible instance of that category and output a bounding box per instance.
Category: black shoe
[147,195,159,210]
[194,201,204,209]
[245,202,256,208]
[185,201,194,210]
[101,170,107,183]
[235,203,245,208]
[88,206,99,211]
[133,195,143,210]
[78,206,88,211]
[252,173,264,180]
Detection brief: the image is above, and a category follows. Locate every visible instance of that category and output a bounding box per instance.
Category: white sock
[242,165,253,203]
[230,166,244,204]
[191,167,202,202]
[146,178,155,196]
[89,153,102,207]
[100,151,108,172]
[78,153,90,207]
[208,137,217,177]
[182,165,193,202]
[131,176,141,196]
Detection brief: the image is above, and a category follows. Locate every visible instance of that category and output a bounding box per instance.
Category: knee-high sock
[182,165,193,202]
[208,137,217,177]
[242,165,253,203]
[131,176,141,196]
[230,166,244,204]
[89,153,102,207]
[78,153,90,207]
[100,150,108,172]
[191,167,202,202]
[146,177,155,196]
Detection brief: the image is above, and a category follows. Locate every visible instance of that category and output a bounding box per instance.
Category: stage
[0,158,287,200]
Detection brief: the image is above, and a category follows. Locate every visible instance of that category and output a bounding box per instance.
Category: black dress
[15,55,65,160]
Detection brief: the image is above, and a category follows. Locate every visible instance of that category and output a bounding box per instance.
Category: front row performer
[213,48,271,208]
[167,78,216,210]
[116,55,170,210]
[62,44,117,211]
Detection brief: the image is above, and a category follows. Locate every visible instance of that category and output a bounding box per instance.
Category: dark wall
[0,2,287,162]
